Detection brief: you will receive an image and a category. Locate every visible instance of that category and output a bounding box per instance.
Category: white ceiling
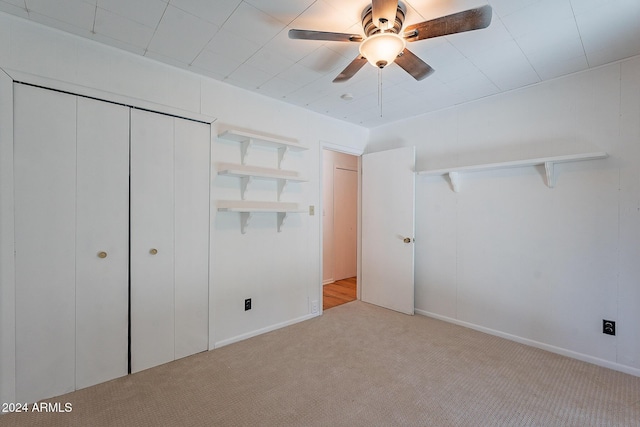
[1,0,639,128]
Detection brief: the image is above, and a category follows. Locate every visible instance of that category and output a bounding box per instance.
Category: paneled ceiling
[1,0,639,128]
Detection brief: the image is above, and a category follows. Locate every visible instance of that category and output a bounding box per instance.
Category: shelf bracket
[448,171,462,193]
[240,212,252,234]
[277,212,288,232]
[544,161,555,188]
[277,179,288,201]
[240,176,252,200]
[277,146,289,169]
[240,139,252,165]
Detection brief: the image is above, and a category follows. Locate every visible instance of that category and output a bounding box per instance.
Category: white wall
[368,56,640,375]
[0,12,368,404]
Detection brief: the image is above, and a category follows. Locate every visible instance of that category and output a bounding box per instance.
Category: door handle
[97,251,107,258]
[403,237,414,243]
[149,248,158,255]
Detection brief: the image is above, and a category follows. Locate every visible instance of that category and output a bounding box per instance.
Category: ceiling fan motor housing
[362,4,406,37]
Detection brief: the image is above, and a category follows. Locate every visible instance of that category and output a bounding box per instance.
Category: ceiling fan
[289,0,492,82]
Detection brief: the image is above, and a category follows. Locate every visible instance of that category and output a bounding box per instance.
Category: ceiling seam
[144,1,170,56]
[492,9,542,83]
[446,35,500,93]
[246,1,339,94]
[91,4,96,34]
[186,1,244,67]
[568,0,590,68]
[220,1,321,87]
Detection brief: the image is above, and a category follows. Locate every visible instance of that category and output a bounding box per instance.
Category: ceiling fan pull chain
[378,67,383,117]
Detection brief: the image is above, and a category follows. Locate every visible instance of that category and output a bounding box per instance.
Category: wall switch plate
[603,319,615,335]
[311,300,319,314]
[245,298,251,311]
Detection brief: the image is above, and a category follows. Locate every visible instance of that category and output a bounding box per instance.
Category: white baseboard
[323,279,334,286]
[415,308,640,378]
[212,313,318,349]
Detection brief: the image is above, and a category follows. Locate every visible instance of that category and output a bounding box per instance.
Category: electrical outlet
[309,205,315,216]
[603,319,615,336]
[245,298,252,311]
[311,300,319,314]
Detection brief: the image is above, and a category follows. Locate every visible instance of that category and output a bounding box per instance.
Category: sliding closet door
[174,118,210,359]
[14,85,209,400]
[130,109,176,373]
[75,97,129,389]
[130,110,210,372]
[14,85,77,403]
[14,85,130,401]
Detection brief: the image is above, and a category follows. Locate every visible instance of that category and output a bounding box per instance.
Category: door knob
[97,251,107,258]
[403,237,413,243]
[149,248,158,255]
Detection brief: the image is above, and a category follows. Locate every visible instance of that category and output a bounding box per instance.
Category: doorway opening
[322,149,359,311]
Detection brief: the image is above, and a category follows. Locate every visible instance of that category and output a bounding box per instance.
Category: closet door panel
[174,118,210,359]
[130,109,175,373]
[14,85,77,402]
[75,97,129,389]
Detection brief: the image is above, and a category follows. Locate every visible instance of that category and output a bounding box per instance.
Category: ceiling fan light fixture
[359,32,406,68]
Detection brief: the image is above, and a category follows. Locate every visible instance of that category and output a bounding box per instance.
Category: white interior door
[14,84,77,402]
[361,147,415,315]
[75,96,129,389]
[174,117,210,359]
[130,109,176,373]
[333,167,358,280]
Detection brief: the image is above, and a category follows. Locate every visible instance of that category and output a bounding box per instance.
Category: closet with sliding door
[13,84,211,404]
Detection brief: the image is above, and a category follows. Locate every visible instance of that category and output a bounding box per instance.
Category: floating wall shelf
[217,163,307,201]
[218,129,308,169]
[417,151,608,192]
[216,129,308,233]
[217,200,306,234]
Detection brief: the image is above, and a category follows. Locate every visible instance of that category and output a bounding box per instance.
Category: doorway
[322,149,359,311]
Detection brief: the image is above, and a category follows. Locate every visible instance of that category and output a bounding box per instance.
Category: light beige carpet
[3,301,640,426]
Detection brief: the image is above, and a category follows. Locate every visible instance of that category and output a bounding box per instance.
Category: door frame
[318,141,364,314]
[0,68,16,406]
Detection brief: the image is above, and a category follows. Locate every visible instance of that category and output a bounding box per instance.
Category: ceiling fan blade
[404,5,492,42]
[372,0,399,30]
[395,49,434,81]
[288,29,363,42]
[333,56,368,83]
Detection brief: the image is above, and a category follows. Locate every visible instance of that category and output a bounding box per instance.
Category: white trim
[213,313,317,348]
[3,68,216,124]
[0,68,16,405]
[208,128,216,351]
[318,145,325,315]
[415,309,640,378]
[320,140,364,156]
[323,279,335,286]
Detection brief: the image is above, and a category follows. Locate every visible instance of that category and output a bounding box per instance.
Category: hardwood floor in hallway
[323,277,357,310]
